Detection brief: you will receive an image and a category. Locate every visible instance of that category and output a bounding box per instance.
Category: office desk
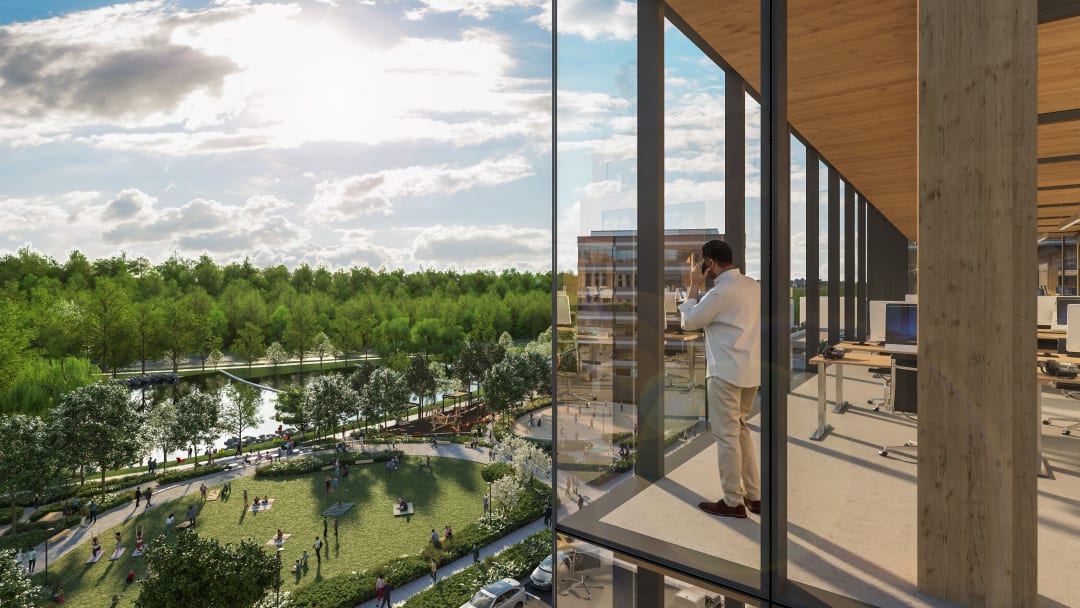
[807,351,892,441]
[665,332,702,390]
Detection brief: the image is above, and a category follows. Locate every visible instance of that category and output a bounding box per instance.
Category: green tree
[405,353,436,424]
[274,387,310,436]
[175,388,222,464]
[306,374,358,439]
[231,322,265,371]
[159,298,200,373]
[484,356,527,415]
[145,400,180,467]
[363,367,409,427]
[222,383,263,455]
[0,548,44,608]
[0,357,97,416]
[131,301,165,374]
[136,532,279,608]
[0,414,55,532]
[80,276,133,374]
[282,295,317,372]
[50,382,149,495]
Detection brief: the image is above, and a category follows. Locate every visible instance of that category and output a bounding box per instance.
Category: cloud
[307,155,535,223]
[553,0,635,40]
[411,224,550,270]
[406,0,543,20]
[101,188,157,221]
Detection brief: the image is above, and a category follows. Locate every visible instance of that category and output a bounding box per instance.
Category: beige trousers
[707,377,761,507]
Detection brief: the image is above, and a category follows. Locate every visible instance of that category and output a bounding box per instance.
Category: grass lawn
[37,456,487,607]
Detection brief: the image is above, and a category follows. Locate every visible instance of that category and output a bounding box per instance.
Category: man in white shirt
[679,239,761,519]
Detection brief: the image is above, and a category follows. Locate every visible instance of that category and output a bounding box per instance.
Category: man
[430,557,437,583]
[134,487,141,508]
[543,502,552,527]
[313,536,323,563]
[679,239,762,519]
[143,487,151,509]
[89,500,97,524]
[27,548,37,573]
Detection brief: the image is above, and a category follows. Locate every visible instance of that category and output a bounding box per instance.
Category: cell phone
[700,260,708,274]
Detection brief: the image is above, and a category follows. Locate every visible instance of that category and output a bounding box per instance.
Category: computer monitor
[1067,304,1080,354]
[1054,296,1080,330]
[885,303,918,353]
[1037,295,1057,327]
[869,300,905,342]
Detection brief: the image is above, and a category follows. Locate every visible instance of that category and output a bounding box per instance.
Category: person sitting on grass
[114,531,123,549]
[126,569,136,585]
[398,497,407,512]
[54,585,65,604]
[165,513,175,528]
[92,537,101,558]
[262,495,269,506]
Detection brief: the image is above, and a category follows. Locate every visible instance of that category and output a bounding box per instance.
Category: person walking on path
[134,487,141,508]
[89,501,97,524]
[543,502,552,527]
[313,537,323,564]
[472,544,480,564]
[679,239,762,519]
[143,487,152,508]
[27,548,37,573]
[429,557,437,584]
[375,575,386,607]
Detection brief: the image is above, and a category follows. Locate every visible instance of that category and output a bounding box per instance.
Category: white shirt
[678,268,761,387]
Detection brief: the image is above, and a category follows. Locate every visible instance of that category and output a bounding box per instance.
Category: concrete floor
[560,364,1080,607]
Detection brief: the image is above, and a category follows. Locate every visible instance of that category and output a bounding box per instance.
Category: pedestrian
[242,489,248,505]
[375,575,386,606]
[578,494,584,510]
[425,455,431,471]
[483,495,489,513]
[543,502,552,527]
[429,557,437,583]
[430,528,438,543]
[323,516,328,540]
[313,536,322,563]
[472,544,480,564]
[89,501,97,524]
[134,487,141,508]
[186,505,196,527]
[334,458,340,477]
[383,580,392,607]
[200,483,207,501]
[15,548,23,569]
[27,548,36,573]
[143,487,152,508]
[332,476,338,492]
[680,240,761,519]
[325,477,331,494]
[333,517,338,538]
[488,448,494,462]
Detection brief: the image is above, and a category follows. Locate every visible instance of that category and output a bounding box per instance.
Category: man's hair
[702,239,733,265]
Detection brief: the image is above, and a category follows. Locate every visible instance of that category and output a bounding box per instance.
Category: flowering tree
[265,341,287,374]
[494,435,551,482]
[0,548,43,608]
[489,475,524,515]
[362,367,409,427]
[175,387,222,464]
[306,374,358,439]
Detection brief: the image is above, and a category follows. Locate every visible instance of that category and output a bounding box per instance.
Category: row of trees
[0,247,552,385]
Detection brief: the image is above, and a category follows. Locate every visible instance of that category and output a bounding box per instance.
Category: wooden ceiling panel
[1039,188,1080,205]
[1039,121,1080,158]
[665,2,1076,243]
[1039,160,1080,188]
[1038,17,1080,113]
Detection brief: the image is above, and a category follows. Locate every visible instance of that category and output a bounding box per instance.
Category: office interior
[553,1,1079,607]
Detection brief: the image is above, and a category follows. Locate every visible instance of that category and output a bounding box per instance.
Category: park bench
[354,458,374,465]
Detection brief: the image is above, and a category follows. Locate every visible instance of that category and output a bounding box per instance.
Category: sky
[0,0,831,277]
[0,0,553,271]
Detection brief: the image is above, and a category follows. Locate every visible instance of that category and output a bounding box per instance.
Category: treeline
[0,247,552,387]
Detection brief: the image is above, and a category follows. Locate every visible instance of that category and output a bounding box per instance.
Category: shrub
[255,452,401,478]
[481,462,513,483]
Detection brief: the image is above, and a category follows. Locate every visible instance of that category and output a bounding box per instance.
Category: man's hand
[688,258,707,299]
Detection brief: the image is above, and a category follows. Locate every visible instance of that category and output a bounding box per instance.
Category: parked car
[224,437,240,447]
[459,577,526,608]
[529,550,569,590]
[242,436,257,446]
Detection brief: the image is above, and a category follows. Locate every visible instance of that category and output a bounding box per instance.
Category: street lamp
[486,481,492,522]
[44,526,55,586]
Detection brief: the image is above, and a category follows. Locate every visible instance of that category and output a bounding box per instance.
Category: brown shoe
[744,498,761,514]
[699,500,747,519]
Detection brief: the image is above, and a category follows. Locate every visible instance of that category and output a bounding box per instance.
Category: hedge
[157,463,229,485]
[481,462,513,483]
[285,479,550,608]
[254,451,400,478]
[403,530,552,608]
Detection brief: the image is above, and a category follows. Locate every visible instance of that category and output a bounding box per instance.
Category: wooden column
[917,1,1037,605]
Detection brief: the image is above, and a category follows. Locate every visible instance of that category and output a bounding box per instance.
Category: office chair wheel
[871,404,881,412]
[1044,419,1052,425]
[878,449,888,457]
[1065,429,1072,436]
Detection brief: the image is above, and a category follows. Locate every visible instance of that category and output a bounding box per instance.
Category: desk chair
[879,354,918,457]
[866,365,892,411]
[1045,382,1080,436]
